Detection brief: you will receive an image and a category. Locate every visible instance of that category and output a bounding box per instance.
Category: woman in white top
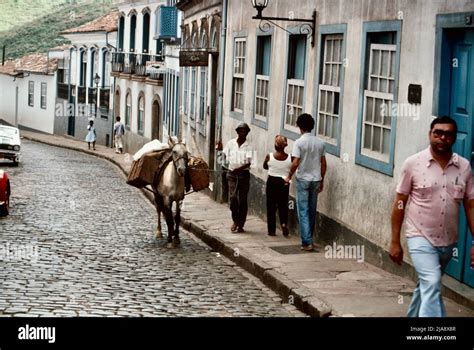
[263,135,292,236]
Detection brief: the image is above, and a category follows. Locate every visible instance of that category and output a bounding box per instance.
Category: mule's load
[187,156,210,192]
[126,150,172,189]
[126,139,210,193]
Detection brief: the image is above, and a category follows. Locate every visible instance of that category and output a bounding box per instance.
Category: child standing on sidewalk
[85,120,96,150]
[263,135,291,236]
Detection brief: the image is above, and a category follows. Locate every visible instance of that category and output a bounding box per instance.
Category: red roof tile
[0,53,58,76]
[61,11,119,34]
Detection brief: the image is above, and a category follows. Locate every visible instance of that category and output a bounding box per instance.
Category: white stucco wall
[0,74,17,125]
[116,78,163,140]
[0,73,56,134]
[222,0,474,249]
[18,74,57,134]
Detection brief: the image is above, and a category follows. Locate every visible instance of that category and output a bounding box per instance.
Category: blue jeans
[407,236,455,317]
[296,179,320,246]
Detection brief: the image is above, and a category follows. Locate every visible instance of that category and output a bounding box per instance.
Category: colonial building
[176,0,222,178]
[57,11,119,146]
[0,53,58,134]
[112,0,180,154]
[221,0,474,288]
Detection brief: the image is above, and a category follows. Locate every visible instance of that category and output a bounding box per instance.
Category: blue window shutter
[262,36,271,76]
[158,6,178,39]
[295,36,306,80]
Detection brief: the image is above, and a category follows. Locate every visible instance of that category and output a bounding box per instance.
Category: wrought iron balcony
[100,88,110,110]
[77,86,86,104]
[112,52,164,78]
[57,83,69,100]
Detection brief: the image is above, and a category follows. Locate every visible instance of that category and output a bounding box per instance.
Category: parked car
[0,170,10,216]
[0,125,21,165]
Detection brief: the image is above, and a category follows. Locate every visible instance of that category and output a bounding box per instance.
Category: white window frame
[40,83,47,109]
[284,79,305,133]
[28,81,34,107]
[361,43,396,163]
[125,93,131,128]
[199,67,207,136]
[317,34,343,144]
[232,38,246,114]
[138,95,144,134]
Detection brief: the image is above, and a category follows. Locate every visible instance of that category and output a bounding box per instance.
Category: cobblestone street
[0,140,302,317]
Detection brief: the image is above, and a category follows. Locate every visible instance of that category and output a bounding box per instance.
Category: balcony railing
[57,83,69,100]
[112,52,124,72]
[78,86,86,104]
[88,87,97,104]
[112,52,163,78]
[100,88,110,110]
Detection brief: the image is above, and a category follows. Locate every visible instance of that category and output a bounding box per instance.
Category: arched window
[125,92,131,127]
[130,14,137,52]
[102,50,110,88]
[142,11,150,53]
[118,16,125,51]
[191,31,197,49]
[90,48,99,87]
[138,94,144,134]
[79,49,87,87]
[200,30,207,49]
[211,25,218,50]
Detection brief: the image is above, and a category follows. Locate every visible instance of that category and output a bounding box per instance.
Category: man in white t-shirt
[285,114,327,251]
[223,123,254,233]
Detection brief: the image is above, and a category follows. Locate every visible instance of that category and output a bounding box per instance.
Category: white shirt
[293,133,326,181]
[223,138,253,171]
[267,153,292,178]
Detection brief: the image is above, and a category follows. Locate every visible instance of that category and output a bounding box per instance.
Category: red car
[0,170,10,216]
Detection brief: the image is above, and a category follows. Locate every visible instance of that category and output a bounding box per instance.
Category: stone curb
[22,134,333,317]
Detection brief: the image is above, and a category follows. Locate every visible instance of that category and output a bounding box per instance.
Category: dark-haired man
[285,114,327,251]
[390,115,474,317]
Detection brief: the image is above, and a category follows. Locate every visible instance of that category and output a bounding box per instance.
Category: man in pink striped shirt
[391,116,474,317]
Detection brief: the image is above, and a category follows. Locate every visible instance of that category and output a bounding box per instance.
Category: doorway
[152,97,162,141]
[436,21,474,287]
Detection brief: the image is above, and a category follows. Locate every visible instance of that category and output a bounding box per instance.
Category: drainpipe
[107,31,117,148]
[213,0,228,201]
[216,0,228,146]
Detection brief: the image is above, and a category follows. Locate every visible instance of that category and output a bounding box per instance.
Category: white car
[0,125,21,166]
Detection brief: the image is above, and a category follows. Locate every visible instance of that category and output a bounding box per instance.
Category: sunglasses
[432,129,456,139]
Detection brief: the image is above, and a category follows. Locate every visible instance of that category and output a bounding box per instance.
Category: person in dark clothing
[263,135,291,236]
[223,123,253,233]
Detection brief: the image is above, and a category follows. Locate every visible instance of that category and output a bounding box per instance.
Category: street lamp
[250,0,316,47]
[251,0,269,18]
[94,73,100,118]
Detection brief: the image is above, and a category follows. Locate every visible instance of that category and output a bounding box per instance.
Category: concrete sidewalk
[20,130,474,317]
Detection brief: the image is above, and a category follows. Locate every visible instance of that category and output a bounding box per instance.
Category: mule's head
[169,138,188,177]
